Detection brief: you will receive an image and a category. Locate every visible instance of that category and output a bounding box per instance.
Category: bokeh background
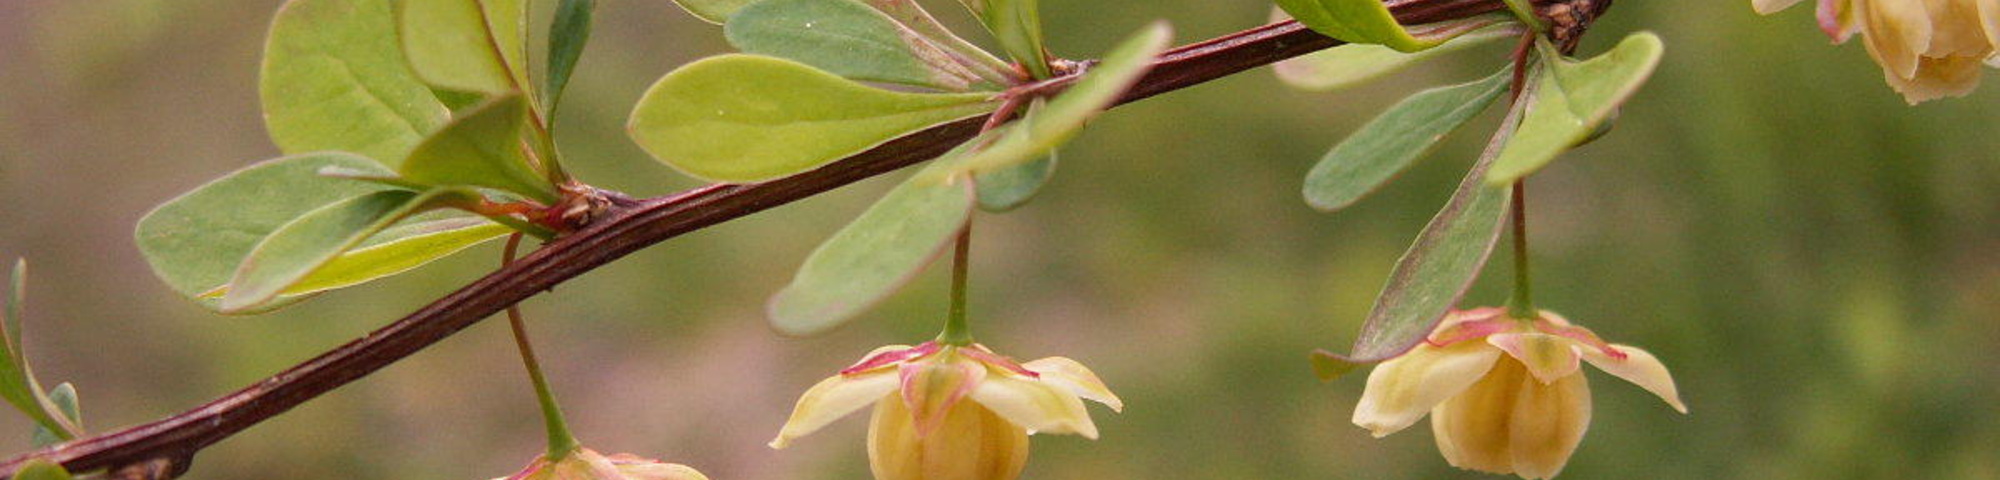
[3,0,1998,479]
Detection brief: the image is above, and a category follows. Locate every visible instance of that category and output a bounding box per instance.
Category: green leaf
[627,54,994,183]
[399,0,530,94]
[545,0,597,115]
[11,459,74,480]
[856,0,1018,83]
[1486,32,1664,185]
[1273,19,1515,92]
[1275,0,1450,52]
[726,0,1004,91]
[31,383,79,448]
[670,0,757,23]
[136,153,401,310]
[958,0,1050,78]
[1327,104,1523,368]
[221,189,478,312]
[278,217,511,297]
[1304,69,1509,212]
[767,157,978,336]
[260,0,449,164]
[400,95,557,202]
[0,264,79,442]
[932,22,1170,178]
[975,151,1054,212]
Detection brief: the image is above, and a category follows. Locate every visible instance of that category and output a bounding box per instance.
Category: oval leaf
[399,0,530,94]
[627,54,994,183]
[1275,0,1444,52]
[1486,32,1664,185]
[221,189,477,312]
[1273,14,1516,92]
[260,0,448,164]
[671,0,757,23]
[399,94,557,202]
[960,0,1050,78]
[726,0,1001,91]
[276,216,512,297]
[1326,101,1526,369]
[30,383,80,448]
[11,459,74,480]
[1304,69,1509,212]
[934,22,1170,178]
[858,0,1018,84]
[975,151,1055,212]
[0,264,79,442]
[545,0,598,114]
[137,153,400,307]
[767,159,978,336]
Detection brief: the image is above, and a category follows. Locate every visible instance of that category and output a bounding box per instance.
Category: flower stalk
[505,234,582,460]
[1505,181,1536,319]
[939,223,976,346]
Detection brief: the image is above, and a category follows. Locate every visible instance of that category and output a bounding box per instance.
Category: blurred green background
[3,0,1998,479]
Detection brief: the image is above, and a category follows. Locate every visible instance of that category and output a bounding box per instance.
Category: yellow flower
[1755,0,2000,103]
[1352,308,1687,479]
[770,342,1121,480]
[493,448,709,480]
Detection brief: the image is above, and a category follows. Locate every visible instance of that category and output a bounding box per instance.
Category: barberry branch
[0,1,1508,476]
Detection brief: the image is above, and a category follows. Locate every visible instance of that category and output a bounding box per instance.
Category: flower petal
[1507,368,1591,480]
[1582,344,1689,413]
[969,373,1098,439]
[1022,357,1123,412]
[1754,0,1807,15]
[869,398,1027,480]
[1487,333,1583,385]
[1861,0,1934,78]
[769,370,900,449]
[1884,55,1988,103]
[1352,341,1502,438]
[1431,359,1528,475]
[1982,0,2000,50]
[900,357,987,438]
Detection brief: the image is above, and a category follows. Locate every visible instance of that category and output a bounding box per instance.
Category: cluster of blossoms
[770,342,1120,480]
[1756,0,2000,103]
[1352,308,1686,479]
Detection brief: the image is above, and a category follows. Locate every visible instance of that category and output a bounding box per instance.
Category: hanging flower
[770,342,1121,480]
[493,448,709,480]
[1755,0,2000,103]
[1352,308,1687,479]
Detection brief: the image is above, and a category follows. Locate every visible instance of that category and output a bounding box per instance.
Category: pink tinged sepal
[1351,340,1502,438]
[1818,0,1860,43]
[1753,0,1807,15]
[959,345,1040,378]
[494,449,709,480]
[899,358,988,438]
[1580,344,1689,413]
[1427,316,1514,347]
[1486,333,1583,385]
[1532,317,1627,360]
[1022,357,1123,412]
[844,342,940,376]
[967,373,1100,439]
[769,369,901,449]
